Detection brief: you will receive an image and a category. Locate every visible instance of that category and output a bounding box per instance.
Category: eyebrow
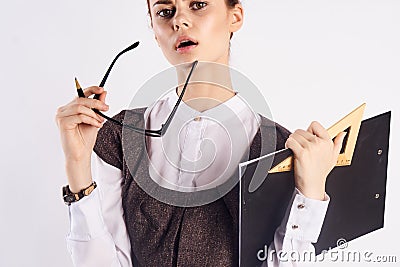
[152,0,173,7]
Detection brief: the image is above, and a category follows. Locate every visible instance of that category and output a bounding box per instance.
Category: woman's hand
[55,86,108,191]
[285,121,347,200]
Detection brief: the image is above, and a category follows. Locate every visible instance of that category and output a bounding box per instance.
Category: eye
[156,8,175,18]
[191,1,207,10]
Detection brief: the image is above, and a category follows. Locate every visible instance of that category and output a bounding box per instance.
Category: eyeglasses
[91,41,198,137]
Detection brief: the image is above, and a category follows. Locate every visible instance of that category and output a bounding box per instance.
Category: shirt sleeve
[65,152,132,267]
[261,188,330,267]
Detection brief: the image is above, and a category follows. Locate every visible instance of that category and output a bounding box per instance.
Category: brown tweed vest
[94,108,290,267]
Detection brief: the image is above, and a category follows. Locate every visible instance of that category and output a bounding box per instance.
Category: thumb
[333,132,347,156]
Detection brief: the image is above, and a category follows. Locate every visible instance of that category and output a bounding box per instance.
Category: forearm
[65,159,93,193]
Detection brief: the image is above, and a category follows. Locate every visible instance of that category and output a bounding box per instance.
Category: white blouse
[144,89,261,192]
[66,90,329,266]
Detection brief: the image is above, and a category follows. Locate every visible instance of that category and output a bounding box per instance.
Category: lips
[178,40,197,48]
[175,36,198,52]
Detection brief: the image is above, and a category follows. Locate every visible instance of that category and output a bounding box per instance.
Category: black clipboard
[239,111,391,267]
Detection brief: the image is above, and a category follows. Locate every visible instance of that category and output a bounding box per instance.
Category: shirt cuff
[282,188,330,243]
[67,188,107,241]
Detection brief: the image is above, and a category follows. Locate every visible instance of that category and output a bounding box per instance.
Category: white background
[0,0,398,266]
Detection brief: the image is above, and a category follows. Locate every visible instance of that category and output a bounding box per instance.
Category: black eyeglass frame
[91,41,198,137]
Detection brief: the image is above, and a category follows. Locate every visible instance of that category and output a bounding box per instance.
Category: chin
[165,51,228,67]
[169,55,199,67]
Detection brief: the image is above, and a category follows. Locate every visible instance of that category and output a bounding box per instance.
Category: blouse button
[297,203,305,209]
[193,116,202,122]
[292,224,299,230]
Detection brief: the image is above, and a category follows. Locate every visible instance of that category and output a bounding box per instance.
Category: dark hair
[225,0,241,7]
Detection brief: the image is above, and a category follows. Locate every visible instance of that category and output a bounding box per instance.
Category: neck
[176,62,235,112]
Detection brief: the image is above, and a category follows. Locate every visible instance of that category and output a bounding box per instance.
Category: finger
[296,129,317,141]
[83,86,104,98]
[333,132,347,156]
[59,104,104,122]
[307,121,330,140]
[285,135,303,155]
[291,130,316,147]
[97,91,107,103]
[70,114,103,128]
[58,114,103,129]
[75,97,109,111]
[56,105,67,115]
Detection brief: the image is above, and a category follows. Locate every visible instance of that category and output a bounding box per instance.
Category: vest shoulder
[93,107,147,170]
[258,114,291,139]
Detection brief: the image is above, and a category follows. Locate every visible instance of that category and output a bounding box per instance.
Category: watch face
[65,195,76,203]
[62,182,96,205]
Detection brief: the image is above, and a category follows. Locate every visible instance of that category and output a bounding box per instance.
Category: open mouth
[177,40,197,49]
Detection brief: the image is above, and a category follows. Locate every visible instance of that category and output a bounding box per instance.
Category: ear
[229,4,244,34]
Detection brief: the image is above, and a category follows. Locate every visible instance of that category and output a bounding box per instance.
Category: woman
[56,0,346,266]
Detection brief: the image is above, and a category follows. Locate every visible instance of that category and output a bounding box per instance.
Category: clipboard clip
[268,103,366,173]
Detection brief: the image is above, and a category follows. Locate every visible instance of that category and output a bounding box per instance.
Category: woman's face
[148,0,243,66]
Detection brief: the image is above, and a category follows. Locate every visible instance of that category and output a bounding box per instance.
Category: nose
[173,10,191,31]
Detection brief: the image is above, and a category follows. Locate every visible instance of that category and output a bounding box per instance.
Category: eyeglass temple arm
[90,41,145,134]
[135,60,198,137]
[93,41,140,100]
[159,60,198,137]
[90,41,197,138]
[93,109,152,135]
[89,41,160,137]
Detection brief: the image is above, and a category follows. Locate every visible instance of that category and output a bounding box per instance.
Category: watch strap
[62,181,97,206]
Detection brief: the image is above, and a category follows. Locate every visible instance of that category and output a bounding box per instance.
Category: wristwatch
[62,181,97,206]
